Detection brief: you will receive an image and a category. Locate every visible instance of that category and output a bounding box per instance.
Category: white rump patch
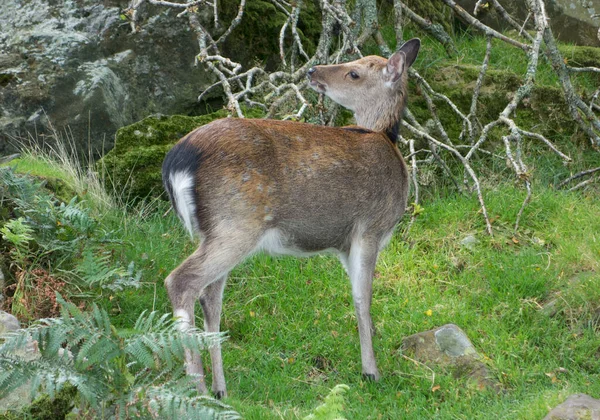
[169,171,197,239]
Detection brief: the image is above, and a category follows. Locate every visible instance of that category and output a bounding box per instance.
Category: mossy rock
[101,111,228,200]
[408,64,573,142]
[559,45,600,68]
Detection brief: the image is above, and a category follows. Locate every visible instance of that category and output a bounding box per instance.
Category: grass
[68,177,596,419]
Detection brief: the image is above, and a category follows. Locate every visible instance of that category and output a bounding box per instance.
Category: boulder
[456,0,600,47]
[100,111,226,200]
[401,323,501,391]
[0,0,321,158]
[0,311,20,335]
[0,0,217,156]
[543,394,600,420]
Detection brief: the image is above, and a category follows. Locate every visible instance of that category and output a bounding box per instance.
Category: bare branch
[441,0,530,51]
[488,0,534,43]
[568,177,598,191]
[557,167,600,189]
[395,0,457,56]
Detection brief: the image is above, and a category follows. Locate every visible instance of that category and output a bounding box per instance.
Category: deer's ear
[385,38,421,85]
[385,51,407,85]
[399,38,421,68]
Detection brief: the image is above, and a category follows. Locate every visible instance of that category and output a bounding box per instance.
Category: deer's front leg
[346,238,380,380]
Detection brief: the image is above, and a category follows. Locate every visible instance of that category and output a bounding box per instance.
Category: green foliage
[0,218,34,266]
[219,0,321,68]
[100,111,227,201]
[0,166,96,265]
[75,250,141,292]
[303,384,349,420]
[0,295,237,419]
[0,165,144,322]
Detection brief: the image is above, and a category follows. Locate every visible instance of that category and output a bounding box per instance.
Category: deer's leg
[165,235,255,395]
[172,298,208,394]
[199,275,228,398]
[345,237,380,381]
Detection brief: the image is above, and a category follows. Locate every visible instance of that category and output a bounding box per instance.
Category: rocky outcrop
[457,0,600,47]
[0,0,216,155]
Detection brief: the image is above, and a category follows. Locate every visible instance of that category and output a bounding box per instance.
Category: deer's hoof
[362,372,380,382]
[214,390,227,400]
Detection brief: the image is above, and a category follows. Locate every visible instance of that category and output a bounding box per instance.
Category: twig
[464,35,492,142]
[557,167,600,189]
[395,0,457,56]
[568,177,598,191]
[567,66,600,74]
[488,0,534,42]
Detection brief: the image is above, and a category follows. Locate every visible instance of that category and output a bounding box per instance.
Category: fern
[0,294,234,419]
[304,384,350,420]
[0,217,34,265]
[74,250,142,292]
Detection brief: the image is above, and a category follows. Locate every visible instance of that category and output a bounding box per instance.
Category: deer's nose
[307,67,317,77]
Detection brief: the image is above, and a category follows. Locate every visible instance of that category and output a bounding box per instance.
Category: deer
[162,38,421,399]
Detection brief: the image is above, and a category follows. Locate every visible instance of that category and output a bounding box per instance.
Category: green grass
[83,181,599,419]
[4,146,600,419]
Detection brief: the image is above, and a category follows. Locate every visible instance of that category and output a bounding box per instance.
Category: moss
[0,385,76,420]
[220,0,321,68]
[110,111,228,153]
[0,73,14,87]
[28,385,77,420]
[101,110,233,200]
[559,45,600,68]
[39,177,77,204]
[407,63,575,144]
[402,0,454,34]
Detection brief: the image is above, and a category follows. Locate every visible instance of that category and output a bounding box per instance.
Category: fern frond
[144,380,241,420]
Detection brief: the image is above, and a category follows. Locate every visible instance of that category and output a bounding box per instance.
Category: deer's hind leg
[199,275,228,398]
[165,230,259,397]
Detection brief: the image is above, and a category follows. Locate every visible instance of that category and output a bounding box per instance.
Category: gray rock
[457,0,600,47]
[460,234,478,250]
[0,315,40,414]
[0,311,20,335]
[0,0,216,156]
[543,394,600,420]
[401,324,501,391]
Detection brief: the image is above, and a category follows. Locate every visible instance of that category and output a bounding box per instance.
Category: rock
[0,315,41,415]
[401,324,501,391]
[460,234,479,250]
[0,0,217,156]
[0,311,20,335]
[100,111,227,200]
[456,0,600,47]
[0,0,321,157]
[543,394,600,420]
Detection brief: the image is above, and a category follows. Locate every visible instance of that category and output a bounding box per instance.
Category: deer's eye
[349,71,360,80]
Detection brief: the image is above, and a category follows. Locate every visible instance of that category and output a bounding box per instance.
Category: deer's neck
[353,91,406,144]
